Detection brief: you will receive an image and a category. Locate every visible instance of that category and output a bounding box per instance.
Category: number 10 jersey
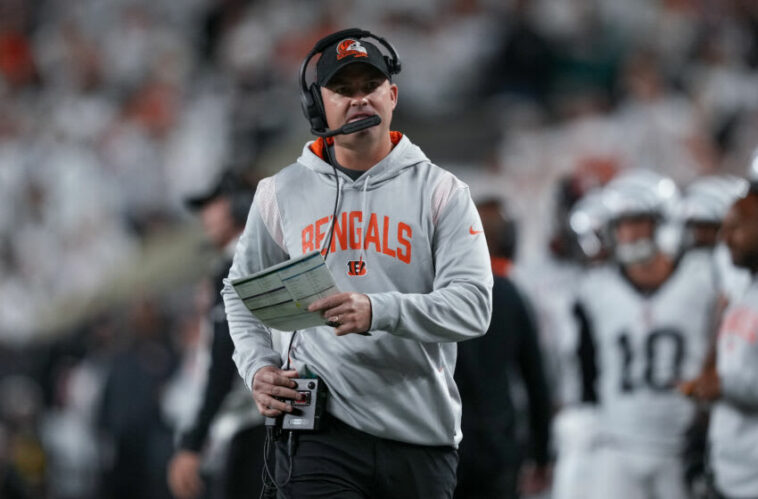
[576,250,719,454]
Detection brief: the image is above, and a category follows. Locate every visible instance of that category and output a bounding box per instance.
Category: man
[454,198,552,499]
[167,170,264,499]
[682,188,758,499]
[575,170,719,499]
[673,175,751,491]
[222,29,492,498]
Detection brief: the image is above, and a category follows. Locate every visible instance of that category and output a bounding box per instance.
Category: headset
[299,28,401,137]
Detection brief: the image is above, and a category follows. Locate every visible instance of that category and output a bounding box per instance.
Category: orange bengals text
[301,211,412,264]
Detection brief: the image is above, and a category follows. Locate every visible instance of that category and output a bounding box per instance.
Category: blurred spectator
[0,375,45,498]
[97,299,178,499]
[39,361,101,499]
[0,0,37,91]
[614,48,715,183]
[481,0,556,105]
[36,314,118,499]
[0,423,31,499]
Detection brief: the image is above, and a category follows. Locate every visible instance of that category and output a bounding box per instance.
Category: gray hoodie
[710,276,758,498]
[222,133,493,447]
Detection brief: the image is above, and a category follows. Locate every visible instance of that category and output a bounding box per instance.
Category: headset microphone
[311,115,381,138]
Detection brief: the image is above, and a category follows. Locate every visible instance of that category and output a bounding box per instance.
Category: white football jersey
[577,250,719,454]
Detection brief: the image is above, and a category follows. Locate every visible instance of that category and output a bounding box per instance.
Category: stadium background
[1,0,758,497]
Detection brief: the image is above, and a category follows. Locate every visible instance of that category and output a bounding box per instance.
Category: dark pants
[273,414,458,499]
[454,461,518,499]
[218,425,268,499]
[454,427,520,499]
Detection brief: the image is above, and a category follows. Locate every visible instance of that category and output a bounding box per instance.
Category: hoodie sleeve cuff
[368,292,400,332]
[244,358,283,392]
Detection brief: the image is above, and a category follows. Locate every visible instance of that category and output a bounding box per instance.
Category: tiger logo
[336,39,368,60]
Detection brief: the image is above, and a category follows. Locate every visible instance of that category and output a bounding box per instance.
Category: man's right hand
[252,366,301,417]
[167,450,203,499]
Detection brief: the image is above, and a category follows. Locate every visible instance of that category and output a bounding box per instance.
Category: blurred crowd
[3,0,758,497]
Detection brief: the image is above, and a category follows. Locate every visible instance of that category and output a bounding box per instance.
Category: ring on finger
[326,315,341,327]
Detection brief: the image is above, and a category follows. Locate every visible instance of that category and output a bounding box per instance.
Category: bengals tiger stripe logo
[336,39,368,60]
[347,258,367,276]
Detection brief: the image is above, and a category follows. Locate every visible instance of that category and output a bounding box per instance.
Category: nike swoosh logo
[469,226,483,235]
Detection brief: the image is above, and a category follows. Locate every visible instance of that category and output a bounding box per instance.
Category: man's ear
[390,83,398,110]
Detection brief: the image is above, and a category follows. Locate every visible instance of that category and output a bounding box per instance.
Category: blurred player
[687,188,758,499]
[550,188,610,499]
[167,170,264,499]
[575,170,720,499]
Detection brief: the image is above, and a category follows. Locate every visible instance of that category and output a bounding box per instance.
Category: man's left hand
[678,365,721,402]
[308,292,372,336]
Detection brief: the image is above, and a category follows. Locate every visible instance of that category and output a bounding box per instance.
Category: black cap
[316,37,392,87]
[184,170,248,211]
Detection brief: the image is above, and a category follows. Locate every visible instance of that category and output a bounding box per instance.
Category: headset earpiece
[300,81,328,134]
[300,87,314,121]
[384,56,401,76]
[308,83,327,133]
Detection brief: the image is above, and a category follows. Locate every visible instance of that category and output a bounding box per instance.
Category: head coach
[221,28,493,499]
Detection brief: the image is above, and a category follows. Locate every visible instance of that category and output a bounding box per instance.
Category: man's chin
[336,127,374,142]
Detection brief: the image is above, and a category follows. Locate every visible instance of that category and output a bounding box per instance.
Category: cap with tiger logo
[316,37,392,86]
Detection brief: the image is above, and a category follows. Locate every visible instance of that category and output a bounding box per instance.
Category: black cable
[262,333,299,498]
[260,428,276,499]
[261,141,336,499]
[322,143,340,262]
[285,331,297,371]
[260,427,295,499]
